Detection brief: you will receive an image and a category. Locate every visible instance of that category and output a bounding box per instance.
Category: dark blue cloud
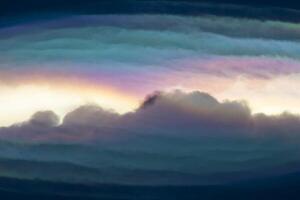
[2,0,300,28]
[0,90,300,185]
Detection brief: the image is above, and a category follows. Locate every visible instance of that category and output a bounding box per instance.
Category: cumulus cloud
[1,90,299,141]
[61,90,300,138]
[63,104,119,127]
[124,90,252,134]
[29,111,60,127]
[0,90,299,184]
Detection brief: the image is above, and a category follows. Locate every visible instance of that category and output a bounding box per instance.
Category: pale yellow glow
[0,82,139,126]
[217,75,300,115]
[1,73,300,126]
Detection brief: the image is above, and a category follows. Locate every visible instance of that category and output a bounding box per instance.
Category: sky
[1,13,300,125]
[1,0,300,185]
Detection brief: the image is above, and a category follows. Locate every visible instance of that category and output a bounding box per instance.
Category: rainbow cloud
[0,3,300,187]
[0,14,300,120]
[1,15,300,125]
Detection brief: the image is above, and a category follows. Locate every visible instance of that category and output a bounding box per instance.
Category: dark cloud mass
[1,89,300,146]
[29,111,60,127]
[1,90,300,185]
[63,105,119,127]
[2,0,300,25]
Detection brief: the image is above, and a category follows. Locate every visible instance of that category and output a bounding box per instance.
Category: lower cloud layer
[0,90,299,185]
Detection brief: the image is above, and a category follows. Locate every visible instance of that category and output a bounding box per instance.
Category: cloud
[0,90,300,184]
[2,14,300,122]
[63,104,120,127]
[29,111,60,127]
[127,90,252,132]
[1,90,299,141]
[2,15,300,67]
[3,13,300,40]
[2,7,300,185]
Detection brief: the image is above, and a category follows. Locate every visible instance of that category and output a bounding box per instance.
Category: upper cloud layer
[2,15,300,67]
[1,14,300,123]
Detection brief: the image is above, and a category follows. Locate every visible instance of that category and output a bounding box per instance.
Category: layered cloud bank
[1,14,300,124]
[2,90,300,142]
[0,91,300,184]
[1,7,300,185]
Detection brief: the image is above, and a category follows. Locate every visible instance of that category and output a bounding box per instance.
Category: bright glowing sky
[1,15,300,126]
